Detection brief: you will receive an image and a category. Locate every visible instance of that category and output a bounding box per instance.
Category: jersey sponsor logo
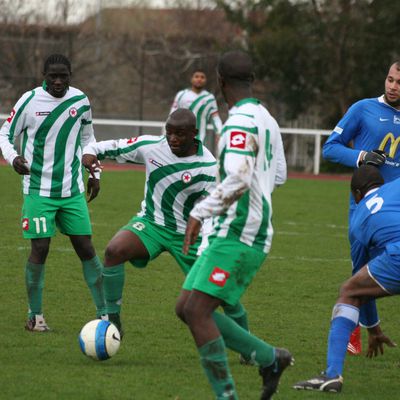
[7,108,16,123]
[22,218,29,231]
[149,158,163,168]
[333,126,343,134]
[69,107,78,118]
[394,115,400,125]
[229,131,247,149]
[181,172,192,183]
[127,137,138,144]
[379,133,400,158]
[209,267,230,287]
[36,111,51,116]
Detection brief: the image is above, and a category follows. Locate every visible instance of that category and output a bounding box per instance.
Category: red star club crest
[69,107,78,118]
[182,172,192,183]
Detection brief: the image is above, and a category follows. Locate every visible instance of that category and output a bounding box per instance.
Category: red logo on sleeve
[209,267,230,287]
[127,137,138,144]
[22,218,29,231]
[229,131,247,149]
[7,108,16,123]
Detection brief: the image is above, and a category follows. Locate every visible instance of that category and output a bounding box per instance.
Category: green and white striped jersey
[169,89,223,142]
[0,86,95,198]
[190,98,287,254]
[84,135,217,234]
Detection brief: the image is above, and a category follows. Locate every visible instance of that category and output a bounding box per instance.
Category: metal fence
[0,114,331,174]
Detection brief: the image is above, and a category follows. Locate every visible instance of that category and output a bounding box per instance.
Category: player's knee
[175,300,186,323]
[104,241,128,264]
[182,301,201,325]
[30,240,50,262]
[338,280,355,300]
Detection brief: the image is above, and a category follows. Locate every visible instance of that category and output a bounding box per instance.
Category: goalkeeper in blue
[322,61,400,355]
[82,109,251,341]
[294,165,397,393]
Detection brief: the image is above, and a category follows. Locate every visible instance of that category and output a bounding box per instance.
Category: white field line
[2,247,350,263]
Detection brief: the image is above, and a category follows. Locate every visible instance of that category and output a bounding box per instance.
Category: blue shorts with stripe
[368,245,400,294]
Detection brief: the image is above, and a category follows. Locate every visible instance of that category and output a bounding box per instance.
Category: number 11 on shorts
[33,217,47,234]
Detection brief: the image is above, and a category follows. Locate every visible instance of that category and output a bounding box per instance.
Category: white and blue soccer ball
[79,319,121,361]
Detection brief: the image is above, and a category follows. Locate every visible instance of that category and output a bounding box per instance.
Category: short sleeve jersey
[350,178,400,261]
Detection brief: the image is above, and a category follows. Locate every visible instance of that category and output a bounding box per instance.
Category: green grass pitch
[0,166,398,399]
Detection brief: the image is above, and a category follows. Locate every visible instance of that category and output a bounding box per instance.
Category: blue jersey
[350,179,400,265]
[323,96,400,183]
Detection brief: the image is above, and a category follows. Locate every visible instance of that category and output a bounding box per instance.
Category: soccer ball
[79,319,121,361]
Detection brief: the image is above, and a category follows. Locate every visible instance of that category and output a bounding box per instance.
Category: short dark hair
[351,165,384,196]
[392,61,400,71]
[191,68,206,77]
[217,50,254,85]
[43,54,72,73]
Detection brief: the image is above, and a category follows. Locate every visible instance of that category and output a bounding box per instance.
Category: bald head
[167,108,196,129]
[217,50,254,85]
[165,108,198,157]
[351,165,384,202]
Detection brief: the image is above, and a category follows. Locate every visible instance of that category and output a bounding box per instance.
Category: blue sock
[326,303,359,378]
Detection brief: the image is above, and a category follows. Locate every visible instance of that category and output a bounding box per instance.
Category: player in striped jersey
[168,69,223,145]
[82,109,250,337]
[0,54,106,331]
[176,51,291,400]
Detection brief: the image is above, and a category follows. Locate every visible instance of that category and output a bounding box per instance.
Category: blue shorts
[368,248,400,294]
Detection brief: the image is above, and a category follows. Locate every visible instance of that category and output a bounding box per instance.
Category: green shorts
[21,193,92,239]
[121,216,201,274]
[183,237,267,306]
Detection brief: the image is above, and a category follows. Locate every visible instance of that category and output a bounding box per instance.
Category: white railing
[0,114,331,175]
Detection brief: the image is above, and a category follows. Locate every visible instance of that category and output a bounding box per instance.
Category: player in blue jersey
[322,61,400,354]
[294,165,397,393]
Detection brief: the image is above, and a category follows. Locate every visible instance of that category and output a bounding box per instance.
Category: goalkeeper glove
[359,149,387,167]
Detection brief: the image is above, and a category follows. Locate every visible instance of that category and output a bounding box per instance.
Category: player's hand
[183,216,202,255]
[87,177,100,203]
[12,155,30,175]
[360,149,387,167]
[366,326,396,358]
[82,154,102,179]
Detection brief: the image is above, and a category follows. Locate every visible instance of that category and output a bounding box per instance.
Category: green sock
[198,336,239,400]
[222,302,249,331]
[103,263,125,314]
[213,311,275,367]
[25,261,45,318]
[82,256,107,317]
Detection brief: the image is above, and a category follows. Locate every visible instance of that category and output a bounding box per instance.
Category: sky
[9,0,214,24]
